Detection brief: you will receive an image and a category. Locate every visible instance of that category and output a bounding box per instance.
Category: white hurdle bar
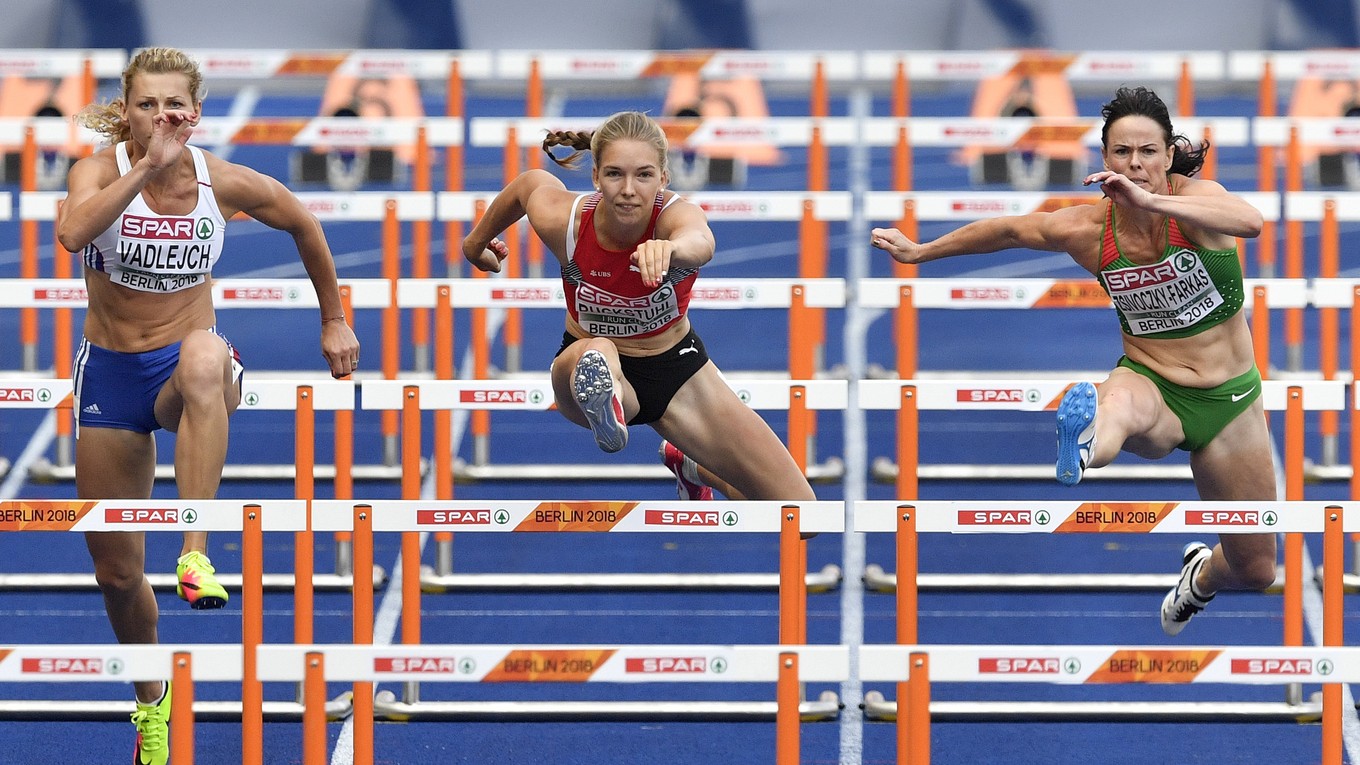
[855,500,1350,728]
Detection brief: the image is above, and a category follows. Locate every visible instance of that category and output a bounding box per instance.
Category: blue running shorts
[72,329,243,434]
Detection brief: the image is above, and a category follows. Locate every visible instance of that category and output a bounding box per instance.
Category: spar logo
[958,510,1047,526]
[222,287,286,301]
[490,287,554,301]
[1230,658,1330,676]
[1103,261,1177,291]
[644,510,721,527]
[1184,510,1275,527]
[950,287,1016,300]
[33,287,87,301]
[103,508,186,524]
[121,215,196,240]
[978,657,1061,674]
[690,287,745,301]
[956,388,1040,404]
[195,218,215,240]
[458,389,545,405]
[416,509,492,526]
[22,657,107,674]
[374,657,472,673]
[0,387,48,403]
[625,656,725,674]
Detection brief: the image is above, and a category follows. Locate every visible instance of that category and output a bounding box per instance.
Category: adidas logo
[82,403,101,415]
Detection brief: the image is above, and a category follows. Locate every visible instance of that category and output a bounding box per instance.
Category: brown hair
[541,110,668,173]
[76,47,205,144]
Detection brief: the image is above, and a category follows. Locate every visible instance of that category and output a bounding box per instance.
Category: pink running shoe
[659,440,713,500]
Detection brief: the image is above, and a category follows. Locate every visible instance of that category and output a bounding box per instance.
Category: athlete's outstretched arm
[462,169,568,273]
[871,205,1089,266]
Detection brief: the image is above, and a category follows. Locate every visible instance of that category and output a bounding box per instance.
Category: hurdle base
[372,689,842,722]
[872,458,1347,483]
[420,563,844,593]
[25,458,414,482]
[0,696,352,722]
[861,691,1323,722]
[864,564,1288,594]
[454,457,845,483]
[0,566,388,593]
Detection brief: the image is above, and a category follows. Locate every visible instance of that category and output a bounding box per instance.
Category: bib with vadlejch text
[81,142,227,294]
[1102,248,1224,337]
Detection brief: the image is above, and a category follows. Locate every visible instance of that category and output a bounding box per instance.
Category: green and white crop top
[1096,190,1244,339]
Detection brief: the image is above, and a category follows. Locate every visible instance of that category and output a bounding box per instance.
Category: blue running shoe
[573,350,628,453]
[1055,381,1097,486]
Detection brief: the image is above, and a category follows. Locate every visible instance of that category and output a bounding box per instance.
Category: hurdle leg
[775,652,800,765]
[171,652,193,765]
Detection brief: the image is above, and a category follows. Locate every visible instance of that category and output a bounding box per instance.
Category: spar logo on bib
[196,218,216,240]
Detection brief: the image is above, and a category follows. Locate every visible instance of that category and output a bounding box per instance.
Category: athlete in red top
[462,111,814,504]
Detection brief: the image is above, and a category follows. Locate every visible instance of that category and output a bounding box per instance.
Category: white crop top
[81,142,227,293]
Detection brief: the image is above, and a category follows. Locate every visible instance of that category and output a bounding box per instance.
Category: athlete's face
[121,72,199,146]
[1102,115,1173,191]
[592,139,667,224]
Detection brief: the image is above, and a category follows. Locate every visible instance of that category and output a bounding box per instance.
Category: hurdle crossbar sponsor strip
[852,500,1327,534]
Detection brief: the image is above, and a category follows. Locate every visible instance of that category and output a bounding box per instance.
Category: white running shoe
[1160,542,1214,636]
[659,440,713,500]
[573,350,628,453]
[1056,382,1097,486]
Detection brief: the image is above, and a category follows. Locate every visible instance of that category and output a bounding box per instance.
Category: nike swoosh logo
[1230,386,1256,403]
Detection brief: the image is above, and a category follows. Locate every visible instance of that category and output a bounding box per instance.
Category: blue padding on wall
[979,0,1042,47]
[660,0,753,50]
[1281,0,1358,46]
[366,0,462,49]
[60,0,146,49]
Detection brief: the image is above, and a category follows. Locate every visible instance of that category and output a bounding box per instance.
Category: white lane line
[0,411,54,500]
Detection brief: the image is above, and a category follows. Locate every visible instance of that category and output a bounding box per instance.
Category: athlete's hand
[144,110,197,172]
[1084,170,1156,209]
[321,318,361,379]
[870,227,925,264]
[464,237,509,273]
[632,239,674,288]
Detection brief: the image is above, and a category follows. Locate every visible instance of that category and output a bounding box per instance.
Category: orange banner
[0,501,96,531]
[642,54,714,78]
[1031,280,1111,308]
[276,55,346,76]
[1054,502,1177,533]
[482,649,616,682]
[1086,649,1220,683]
[514,502,636,532]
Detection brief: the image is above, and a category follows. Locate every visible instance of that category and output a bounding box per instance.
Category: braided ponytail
[539,111,669,174]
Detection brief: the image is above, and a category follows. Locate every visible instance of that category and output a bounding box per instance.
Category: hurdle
[0,379,384,597]
[857,380,1345,595]
[309,498,843,723]
[259,642,847,765]
[862,642,1352,764]
[0,643,240,763]
[0,498,353,753]
[855,499,1348,730]
[394,271,848,479]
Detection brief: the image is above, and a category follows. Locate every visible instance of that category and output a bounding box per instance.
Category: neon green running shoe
[131,682,171,765]
[176,551,228,609]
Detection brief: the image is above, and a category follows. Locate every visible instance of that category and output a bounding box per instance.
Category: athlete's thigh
[1103,366,1184,458]
[76,426,156,500]
[153,330,239,430]
[1189,399,1274,502]
[653,364,812,501]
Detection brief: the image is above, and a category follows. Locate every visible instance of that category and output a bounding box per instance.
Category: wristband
[321,313,346,324]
